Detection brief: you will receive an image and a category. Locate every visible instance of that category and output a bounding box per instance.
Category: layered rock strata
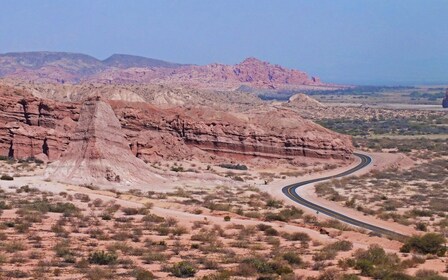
[46,97,164,185]
[0,85,353,164]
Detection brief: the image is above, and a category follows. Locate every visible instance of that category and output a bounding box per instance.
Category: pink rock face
[90,58,322,90]
[0,85,353,165]
[109,101,354,161]
[0,85,78,160]
[46,97,165,186]
[0,52,326,90]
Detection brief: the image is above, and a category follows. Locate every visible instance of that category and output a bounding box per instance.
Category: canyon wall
[0,86,353,163]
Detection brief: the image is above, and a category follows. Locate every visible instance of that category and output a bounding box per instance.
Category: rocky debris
[443,89,448,108]
[287,93,326,108]
[46,97,165,186]
[0,51,335,90]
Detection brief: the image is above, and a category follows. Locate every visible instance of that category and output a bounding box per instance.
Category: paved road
[282,152,407,240]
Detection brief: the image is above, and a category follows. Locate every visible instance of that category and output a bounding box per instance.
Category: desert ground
[0,54,447,279]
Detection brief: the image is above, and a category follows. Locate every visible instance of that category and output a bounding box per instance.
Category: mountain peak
[239,57,267,65]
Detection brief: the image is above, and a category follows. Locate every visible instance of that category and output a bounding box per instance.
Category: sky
[1,0,448,85]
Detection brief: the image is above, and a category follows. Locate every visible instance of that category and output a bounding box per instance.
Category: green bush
[282,251,302,265]
[170,261,196,278]
[218,163,248,170]
[88,251,118,265]
[400,233,446,256]
[352,245,403,278]
[223,215,231,222]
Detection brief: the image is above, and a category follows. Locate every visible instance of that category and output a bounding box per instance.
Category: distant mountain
[0,52,104,80]
[103,54,185,69]
[0,51,337,90]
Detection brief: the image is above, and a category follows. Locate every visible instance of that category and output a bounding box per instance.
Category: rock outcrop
[443,89,448,108]
[0,52,339,91]
[287,93,326,108]
[110,101,353,161]
[0,85,353,165]
[0,85,78,161]
[90,57,324,90]
[46,97,165,186]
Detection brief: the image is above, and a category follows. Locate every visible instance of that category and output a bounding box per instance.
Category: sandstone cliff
[0,85,78,161]
[46,97,165,186]
[0,85,353,165]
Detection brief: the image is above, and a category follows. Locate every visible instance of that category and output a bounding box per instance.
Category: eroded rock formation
[0,85,353,165]
[0,85,78,161]
[46,97,165,186]
[110,101,353,161]
[287,93,326,108]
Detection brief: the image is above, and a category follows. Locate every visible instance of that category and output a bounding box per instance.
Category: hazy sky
[1,0,448,85]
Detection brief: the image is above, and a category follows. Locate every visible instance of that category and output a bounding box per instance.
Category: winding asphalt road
[282,152,407,240]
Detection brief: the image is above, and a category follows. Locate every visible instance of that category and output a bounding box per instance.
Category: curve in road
[282,152,407,240]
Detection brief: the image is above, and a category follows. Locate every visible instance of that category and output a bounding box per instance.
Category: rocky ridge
[0,84,353,165]
[46,97,165,186]
[0,52,339,90]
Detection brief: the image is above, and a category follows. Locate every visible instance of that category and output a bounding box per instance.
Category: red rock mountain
[0,85,353,165]
[46,97,165,186]
[0,52,329,90]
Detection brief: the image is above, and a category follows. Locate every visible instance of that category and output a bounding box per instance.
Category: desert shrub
[340,274,361,280]
[283,232,311,242]
[266,199,283,208]
[415,222,428,232]
[264,212,286,222]
[88,251,118,265]
[317,268,340,280]
[313,248,338,261]
[218,163,248,170]
[170,261,196,278]
[4,241,26,253]
[263,227,278,236]
[240,257,292,276]
[170,166,184,172]
[0,174,13,180]
[223,215,231,222]
[200,270,232,280]
[141,252,167,264]
[49,202,79,216]
[324,240,353,252]
[282,251,302,265]
[74,193,90,202]
[132,268,155,280]
[142,214,165,223]
[400,233,446,256]
[172,225,189,236]
[85,267,114,280]
[353,245,402,278]
[415,269,446,280]
[0,201,11,209]
[5,270,29,278]
[53,240,73,259]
